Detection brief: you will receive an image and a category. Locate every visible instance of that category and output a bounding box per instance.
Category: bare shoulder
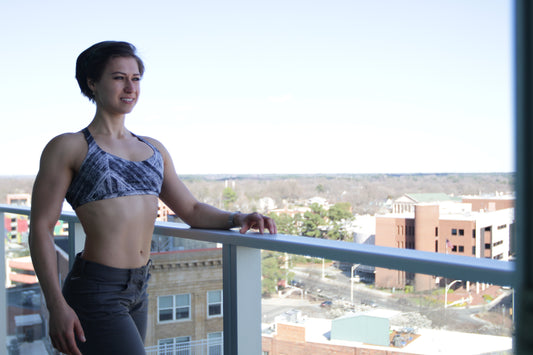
[141,136,170,155]
[40,131,87,166]
[45,131,84,149]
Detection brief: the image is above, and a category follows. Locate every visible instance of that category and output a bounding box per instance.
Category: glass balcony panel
[261,254,513,354]
[4,211,53,354]
[147,235,223,352]
[3,210,225,354]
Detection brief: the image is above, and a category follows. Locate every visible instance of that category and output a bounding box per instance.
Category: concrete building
[375,195,514,291]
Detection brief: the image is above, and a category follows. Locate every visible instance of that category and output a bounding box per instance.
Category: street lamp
[444,280,462,308]
[351,264,356,304]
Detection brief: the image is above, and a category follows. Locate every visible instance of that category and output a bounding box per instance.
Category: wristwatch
[228,211,240,229]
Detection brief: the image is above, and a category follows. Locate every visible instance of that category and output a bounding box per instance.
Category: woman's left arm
[152,139,276,234]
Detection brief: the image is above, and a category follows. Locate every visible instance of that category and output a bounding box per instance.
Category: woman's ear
[87,78,96,91]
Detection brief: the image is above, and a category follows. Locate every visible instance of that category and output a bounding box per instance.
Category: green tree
[268,213,300,235]
[222,187,237,209]
[261,251,285,295]
[327,202,353,222]
[326,223,352,241]
[301,203,326,238]
[326,202,354,241]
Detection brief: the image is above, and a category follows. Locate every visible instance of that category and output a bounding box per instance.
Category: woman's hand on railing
[238,212,277,235]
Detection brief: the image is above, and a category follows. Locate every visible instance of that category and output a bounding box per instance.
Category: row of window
[158,290,222,323]
[447,243,495,254]
[493,240,504,247]
[397,225,504,239]
[396,225,414,236]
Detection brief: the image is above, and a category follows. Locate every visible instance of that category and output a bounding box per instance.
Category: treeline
[1,173,514,215]
[182,173,514,215]
[270,202,354,240]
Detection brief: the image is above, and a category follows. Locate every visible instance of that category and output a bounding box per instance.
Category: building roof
[265,316,512,354]
[405,193,460,203]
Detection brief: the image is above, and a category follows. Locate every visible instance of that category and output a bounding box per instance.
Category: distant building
[308,196,330,209]
[7,256,37,286]
[4,194,31,243]
[270,205,310,218]
[157,200,175,222]
[375,194,515,291]
[259,197,277,212]
[6,193,31,206]
[392,193,460,214]
[261,312,512,354]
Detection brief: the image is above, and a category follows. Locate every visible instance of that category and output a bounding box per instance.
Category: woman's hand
[238,212,277,235]
[49,303,86,355]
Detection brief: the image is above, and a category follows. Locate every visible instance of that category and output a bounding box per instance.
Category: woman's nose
[124,79,135,92]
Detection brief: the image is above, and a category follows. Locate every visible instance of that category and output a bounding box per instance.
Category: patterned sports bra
[65,128,164,209]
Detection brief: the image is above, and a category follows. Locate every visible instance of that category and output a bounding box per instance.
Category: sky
[0,0,513,175]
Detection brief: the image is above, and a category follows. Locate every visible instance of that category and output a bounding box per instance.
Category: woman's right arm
[29,134,85,355]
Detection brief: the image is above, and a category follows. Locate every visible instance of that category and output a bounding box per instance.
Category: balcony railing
[0,204,516,354]
[145,338,222,355]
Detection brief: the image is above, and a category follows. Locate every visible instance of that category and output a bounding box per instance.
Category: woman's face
[89,56,141,116]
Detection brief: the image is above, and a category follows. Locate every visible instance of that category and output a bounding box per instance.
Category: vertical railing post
[514,0,533,352]
[67,221,86,269]
[223,244,262,355]
[0,212,6,353]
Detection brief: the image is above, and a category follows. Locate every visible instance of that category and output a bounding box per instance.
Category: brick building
[375,195,514,291]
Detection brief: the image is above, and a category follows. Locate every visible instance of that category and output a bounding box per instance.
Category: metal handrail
[1,204,515,286]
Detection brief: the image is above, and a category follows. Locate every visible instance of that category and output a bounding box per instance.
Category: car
[289,280,304,288]
[320,300,332,307]
[361,299,377,307]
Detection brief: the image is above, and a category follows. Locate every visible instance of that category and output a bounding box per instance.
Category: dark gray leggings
[62,254,151,355]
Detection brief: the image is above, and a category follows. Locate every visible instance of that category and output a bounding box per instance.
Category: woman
[29,41,277,355]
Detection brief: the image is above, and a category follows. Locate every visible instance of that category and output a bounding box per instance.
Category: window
[158,294,191,322]
[458,246,464,253]
[472,229,476,238]
[208,332,223,355]
[452,245,457,252]
[451,228,457,236]
[158,336,191,355]
[485,243,491,249]
[175,337,191,355]
[459,229,464,236]
[435,227,438,236]
[208,290,223,317]
[158,338,174,355]
[498,224,507,230]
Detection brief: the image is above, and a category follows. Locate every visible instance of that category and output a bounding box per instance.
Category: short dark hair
[75,41,145,102]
